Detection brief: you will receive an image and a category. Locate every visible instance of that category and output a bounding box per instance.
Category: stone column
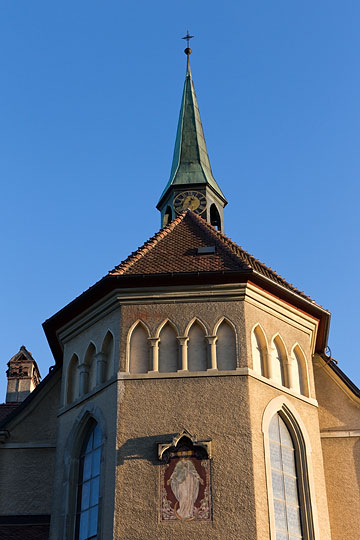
[285,356,295,390]
[206,335,218,371]
[266,347,273,379]
[260,346,272,379]
[148,338,160,372]
[177,336,189,372]
[95,352,107,385]
[78,363,89,396]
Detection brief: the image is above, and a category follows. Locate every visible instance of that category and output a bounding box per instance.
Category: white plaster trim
[320,430,360,438]
[115,369,317,406]
[0,442,56,449]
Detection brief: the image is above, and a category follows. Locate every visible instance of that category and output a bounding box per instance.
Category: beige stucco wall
[314,357,360,540]
[114,375,256,540]
[0,368,60,515]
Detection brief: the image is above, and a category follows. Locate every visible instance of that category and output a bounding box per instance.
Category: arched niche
[187,320,208,372]
[271,336,287,387]
[251,325,267,376]
[292,345,309,397]
[163,206,173,227]
[216,318,237,370]
[129,322,150,374]
[210,203,222,231]
[158,322,178,373]
[66,353,79,404]
[101,331,114,382]
[84,343,97,393]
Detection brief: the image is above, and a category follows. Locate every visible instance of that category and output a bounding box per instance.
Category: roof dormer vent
[197,246,216,255]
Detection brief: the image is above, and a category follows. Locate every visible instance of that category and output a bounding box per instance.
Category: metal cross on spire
[182,30,194,49]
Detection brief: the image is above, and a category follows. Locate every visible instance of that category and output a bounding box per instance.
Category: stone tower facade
[6,345,41,403]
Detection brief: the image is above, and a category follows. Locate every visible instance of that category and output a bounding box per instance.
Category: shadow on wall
[117,434,177,466]
[354,438,360,491]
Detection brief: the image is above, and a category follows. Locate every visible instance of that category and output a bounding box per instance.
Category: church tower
[157,41,227,230]
[3,37,360,540]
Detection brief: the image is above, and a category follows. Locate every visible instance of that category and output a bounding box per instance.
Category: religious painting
[158,430,212,522]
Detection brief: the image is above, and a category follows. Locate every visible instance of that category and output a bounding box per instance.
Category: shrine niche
[158,430,212,522]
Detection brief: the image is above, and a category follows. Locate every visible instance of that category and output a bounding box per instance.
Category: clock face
[173,191,207,215]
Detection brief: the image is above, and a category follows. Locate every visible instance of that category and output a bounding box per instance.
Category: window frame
[262,397,318,540]
[74,421,103,540]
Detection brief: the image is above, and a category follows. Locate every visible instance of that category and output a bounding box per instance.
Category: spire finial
[182,30,194,56]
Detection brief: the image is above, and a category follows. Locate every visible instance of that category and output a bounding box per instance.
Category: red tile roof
[110,210,313,301]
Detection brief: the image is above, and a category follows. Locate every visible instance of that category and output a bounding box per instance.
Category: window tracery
[75,422,102,540]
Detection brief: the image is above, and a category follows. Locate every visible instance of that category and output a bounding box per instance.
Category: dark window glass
[75,423,102,540]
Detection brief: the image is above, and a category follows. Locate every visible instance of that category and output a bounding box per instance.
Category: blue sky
[1,1,359,399]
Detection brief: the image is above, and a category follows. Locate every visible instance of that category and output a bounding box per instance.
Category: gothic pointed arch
[186,318,208,372]
[84,342,97,394]
[291,344,310,397]
[214,317,237,370]
[270,334,288,387]
[251,324,267,377]
[101,330,115,382]
[128,320,150,374]
[67,353,79,404]
[158,320,179,373]
[262,397,317,539]
[62,405,107,540]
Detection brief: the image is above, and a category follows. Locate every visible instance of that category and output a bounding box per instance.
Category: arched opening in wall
[67,354,79,404]
[129,322,150,374]
[188,321,207,372]
[163,206,173,227]
[216,319,236,370]
[75,420,103,540]
[268,411,314,539]
[210,204,221,231]
[159,322,178,373]
[293,346,308,396]
[101,331,114,382]
[84,343,97,394]
[251,326,266,376]
[271,337,286,387]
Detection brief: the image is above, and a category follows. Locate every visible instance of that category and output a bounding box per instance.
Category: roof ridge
[188,212,313,301]
[109,212,187,276]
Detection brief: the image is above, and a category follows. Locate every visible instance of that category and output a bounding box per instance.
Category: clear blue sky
[1,1,359,400]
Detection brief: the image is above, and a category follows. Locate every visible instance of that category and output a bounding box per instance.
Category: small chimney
[6,346,41,403]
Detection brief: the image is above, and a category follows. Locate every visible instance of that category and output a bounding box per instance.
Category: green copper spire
[157,46,227,208]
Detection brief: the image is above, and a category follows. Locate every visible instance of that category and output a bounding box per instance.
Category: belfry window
[269,414,304,539]
[75,423,102,540]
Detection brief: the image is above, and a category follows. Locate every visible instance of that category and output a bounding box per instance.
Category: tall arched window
[269,414,303,538]
[101,331,114,382]
[216,319,236,370]
[271,338,286,387]
[188,321,207,372]
[75,422,102,540]
[158,322,178,373]
[292,346,308,397]
[129,322,150,374]
[67,354,79,404]
[251,326,266,376]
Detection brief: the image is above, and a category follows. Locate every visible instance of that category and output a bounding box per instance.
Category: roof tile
[109,211,313,302]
